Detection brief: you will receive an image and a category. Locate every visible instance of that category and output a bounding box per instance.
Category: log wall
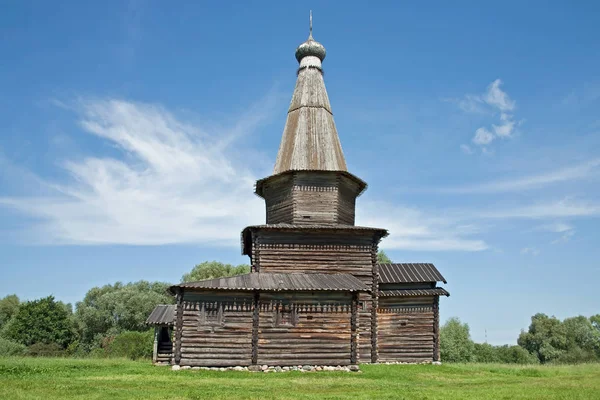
[179,291,254,367]
[263,174,294,225]
[257,292,353,366]
[252,229,379,363]
[377,296,436,363]
[260,171,361,226]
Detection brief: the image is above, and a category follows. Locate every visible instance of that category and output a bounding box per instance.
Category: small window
[276,306,297,327]
[200,302,223,326]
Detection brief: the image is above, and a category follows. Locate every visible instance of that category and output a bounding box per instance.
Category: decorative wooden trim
[258,243,372,251]
[174,288,183,365]
[350,292,359,365]
[370,243,379,363]
[251,291,260,365]
[433,295,440,362]
[253,235,260,271]
[152,326,158,363]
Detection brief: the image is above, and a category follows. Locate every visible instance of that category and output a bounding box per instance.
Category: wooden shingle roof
[378,263,447,284]
[145,305,175,326]
[172,272,368,293]
[273,31,347,174]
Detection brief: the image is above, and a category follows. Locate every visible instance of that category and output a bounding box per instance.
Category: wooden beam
[251,291,260,365]
[153,327,158,364]
[350,292,359,365]
[433,295,440,362]
[370,242,379,363]
[174,288,183,365]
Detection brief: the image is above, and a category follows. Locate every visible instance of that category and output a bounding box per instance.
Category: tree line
[0,261,248,358]
[440,315,600,364]
[1,257,598,363]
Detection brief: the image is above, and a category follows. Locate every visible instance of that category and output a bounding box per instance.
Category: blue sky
[1,1,599,345]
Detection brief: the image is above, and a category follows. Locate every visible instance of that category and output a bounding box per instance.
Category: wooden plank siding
[179,291,254,367]
[251,229,379,363]
[259,171,363,226]
[377,296,436,363]
[257,292,354,366]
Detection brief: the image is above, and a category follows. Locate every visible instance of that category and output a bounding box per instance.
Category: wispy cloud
[358,202,488,252]
[0,97,278,246]
[430,158,600,194]
[476,198,600,219]
[521,247,540,256]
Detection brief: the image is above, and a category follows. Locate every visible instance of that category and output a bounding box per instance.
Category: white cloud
[520,247,540,256]
[492,119,516,138]
[432,158,600,194]
[460,144,473,154]
[454,79,521,150]
[358,202,488,252]
[473,127,495,145]
[0,97,277,246]
[477,198,600,219]
[484,79,515,112]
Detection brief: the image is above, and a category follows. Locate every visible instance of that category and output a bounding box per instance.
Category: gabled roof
[379,288,450,297]
[146,305,175,326]
[172,272,368,293]
[378,263,447,284]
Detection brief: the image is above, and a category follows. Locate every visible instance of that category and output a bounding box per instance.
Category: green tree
[75,281,173,346]
[440,317,475,362]
[0,294,19,331]
[2,296,76,348]
[518,313,567,363]
[377,250,392,264]
[181,261,250,283]
[472,342,499,363]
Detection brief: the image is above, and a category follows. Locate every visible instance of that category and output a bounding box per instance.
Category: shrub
[553,347,599,364]
[26,342,65,357]
[105,330,153,360]
[440,317,474,362]
[495,345,539,364]
[473,343,500,363]
[0,337,26,356]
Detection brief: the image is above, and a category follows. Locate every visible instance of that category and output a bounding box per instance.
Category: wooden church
[147,20,449,368]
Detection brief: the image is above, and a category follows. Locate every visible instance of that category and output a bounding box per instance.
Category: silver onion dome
[295,11,326,63]
[295,36,326,62]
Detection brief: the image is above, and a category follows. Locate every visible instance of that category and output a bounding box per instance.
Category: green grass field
[1,358,599,400]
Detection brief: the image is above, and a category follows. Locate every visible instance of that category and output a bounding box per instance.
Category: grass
[1,358,600,399]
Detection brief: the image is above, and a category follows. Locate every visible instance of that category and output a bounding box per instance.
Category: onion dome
[295,35,326,63]
[294,11,326,63]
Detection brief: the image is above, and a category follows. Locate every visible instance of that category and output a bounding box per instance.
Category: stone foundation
[171,364,360,372]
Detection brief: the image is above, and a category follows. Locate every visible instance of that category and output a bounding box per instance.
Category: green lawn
[1,358,599,399]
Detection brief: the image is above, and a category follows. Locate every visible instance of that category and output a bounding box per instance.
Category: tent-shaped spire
[273,16,347,174]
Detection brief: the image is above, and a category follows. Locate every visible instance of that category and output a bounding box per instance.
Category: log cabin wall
[263,174,294,225]
[291,172,340,225]
[257,292,353,366]
[250,228,380,362]
[336,174,361,225]
[179,290,254,367]
[377,295,436,363]
[259,171,363,226]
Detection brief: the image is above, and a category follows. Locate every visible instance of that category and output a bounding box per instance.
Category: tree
[0,294,19,331]
[377,250,392,264]
[440,317,474,362]
[75,281,173,346]
[181,261,250,283]
[2,296,76,348]
[518,313,567,363]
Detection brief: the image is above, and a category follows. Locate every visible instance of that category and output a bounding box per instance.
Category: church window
[199,302,223,326]
[276,306,297,327]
